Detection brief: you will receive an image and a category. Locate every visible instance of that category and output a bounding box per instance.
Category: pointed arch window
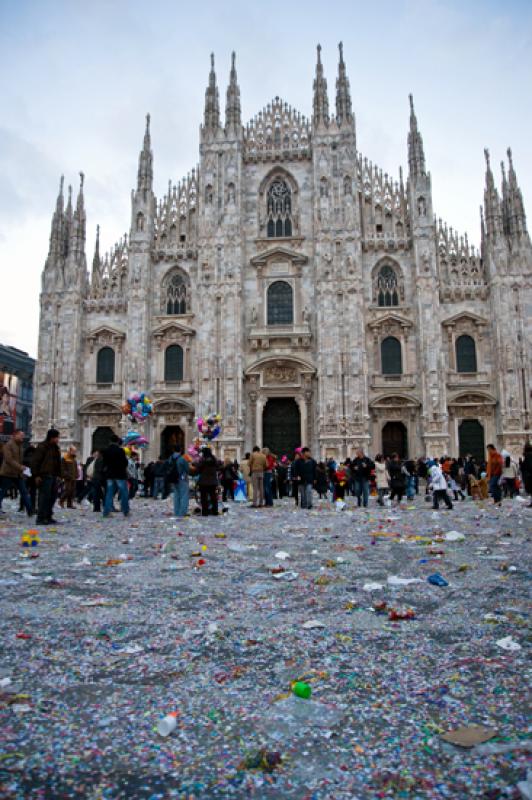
[381,337,402,375]
[456,335,477,373]
[267,280,293,325]
[96,347,115,384]
[164,345,184,382]
[166,274,187,315]
[377,265,399,306]
[266,179,292,238]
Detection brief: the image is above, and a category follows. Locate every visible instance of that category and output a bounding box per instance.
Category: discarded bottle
[427,573,449,587]
[291,681,312,699]
[157,711,179,737]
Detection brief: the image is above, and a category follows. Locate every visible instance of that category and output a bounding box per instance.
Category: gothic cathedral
[33,45,532,462]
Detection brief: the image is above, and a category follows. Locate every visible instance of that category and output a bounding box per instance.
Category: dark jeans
[200,485,218,516]
[0,475,32,515]
[354,478,369,507]
[36,476,57,523]
[264,472,273,506]
[489,476,502,503]
[433,489,453,509]
[90,479,103,511]
[222,479,234,502]
[129,478,139,500]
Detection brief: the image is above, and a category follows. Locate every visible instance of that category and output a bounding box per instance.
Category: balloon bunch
[122,430,149,449]
[122,392,153,424]
[197,413,222,441]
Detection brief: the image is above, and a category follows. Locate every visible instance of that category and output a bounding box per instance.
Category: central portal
[262,398,301,458]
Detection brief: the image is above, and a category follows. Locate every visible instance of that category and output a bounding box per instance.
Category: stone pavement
[0,491,531,799]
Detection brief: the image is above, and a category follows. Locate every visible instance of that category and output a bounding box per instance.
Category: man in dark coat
[101,435,129,517]
[33,429,62,524]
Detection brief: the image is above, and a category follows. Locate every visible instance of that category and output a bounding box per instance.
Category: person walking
[449,458,465,501]
[60,446,77,509]
[0,429,33,516]
[152,457,167,499]
[127,454,139,500]
[169,448,190,517]
[295,447,316,509]
[197,447,219,516]
[277,457,288,499]
[387,453,406,505]
[290,452,302,506]
[102,435,130,517]
[429,460,453,510]
[249,446,267,508]
[33,429,62,525]
[351,449,374,508]
[374,454,389,506]
[486,444,503,506]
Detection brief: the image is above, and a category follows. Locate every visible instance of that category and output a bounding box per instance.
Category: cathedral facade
[33,45,532,462]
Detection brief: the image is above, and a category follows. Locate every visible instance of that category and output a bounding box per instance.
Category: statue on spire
[225,51,241,132]
[335,41,353,125]
[313,44,329,127]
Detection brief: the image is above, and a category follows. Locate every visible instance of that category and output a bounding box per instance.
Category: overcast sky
[1,0,530,357]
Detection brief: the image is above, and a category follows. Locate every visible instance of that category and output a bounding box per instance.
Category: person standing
[102,435,129,517]
[249,446,267,508]
[127,454,139,499]
[429,460,453,510]
[240,452,252,502]
[152,457,166,499]
[0,429,33,516]
[520,442,532,507]
[60,446,77,509]
[33,429,62,524]
[501,454,519,498]
[277,457,288,499]
[486,444,503,506]
[262,447,275,507]
[197,447,219,516]
[315,461,328,499]
[169,448,190,517]
[374,454,389,506]
[296,447,316,509]
[221,457,237,502]
[387,453,406,506]
[351,449,375,508]
[87,450,105,512]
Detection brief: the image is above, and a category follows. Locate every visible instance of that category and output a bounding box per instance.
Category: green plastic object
[292,681,312,699]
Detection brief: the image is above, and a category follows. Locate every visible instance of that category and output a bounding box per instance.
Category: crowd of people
[1,427,532,523]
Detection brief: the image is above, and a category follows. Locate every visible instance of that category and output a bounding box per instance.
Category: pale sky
[1,0,531,357]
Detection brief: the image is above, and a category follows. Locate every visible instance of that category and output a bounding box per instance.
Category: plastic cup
[157,711,178,736]
[292,681,312,699]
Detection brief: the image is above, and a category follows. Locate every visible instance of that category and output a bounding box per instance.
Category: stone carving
[264,365,297,384]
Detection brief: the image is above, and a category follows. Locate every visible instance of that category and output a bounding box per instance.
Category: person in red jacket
[486,444,503,505]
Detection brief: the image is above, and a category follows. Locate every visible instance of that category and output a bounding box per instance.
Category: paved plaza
[0,493,530,799]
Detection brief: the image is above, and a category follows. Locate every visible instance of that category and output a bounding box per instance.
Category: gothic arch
[371,258,405,306]
[258,167,299,239]
[258,166,299,197]
[160,266,190,315]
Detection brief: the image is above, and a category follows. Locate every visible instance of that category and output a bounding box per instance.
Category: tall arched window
[377,265,399,306]
[96,347,115,383]
[267,281,293,325]
[164,345,184,382]
[456,335,477,373]
[381,337,402,375]
[266,179,292,238]
[166,274,187,315]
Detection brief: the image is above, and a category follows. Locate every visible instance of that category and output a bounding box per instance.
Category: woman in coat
[387,453,405,505]
[374,454,389,506]
[197,448,220,516]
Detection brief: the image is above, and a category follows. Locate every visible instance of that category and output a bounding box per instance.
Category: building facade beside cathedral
[33,45,532,462]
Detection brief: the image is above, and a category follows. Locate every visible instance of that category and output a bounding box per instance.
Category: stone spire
[70,171,86,263]
[137,113,153,194]
[505,147,528,237]
[483,148,503,239]
[225,51,241,132]
[63,183,73,259]
[46,175,64,265]
[335,42,352,125]
[92,223,101,271]
[204,53,220,131]
[408,94,426,179]
[312,44,329,127]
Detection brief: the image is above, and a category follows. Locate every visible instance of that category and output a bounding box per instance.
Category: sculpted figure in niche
[417,196,427,217]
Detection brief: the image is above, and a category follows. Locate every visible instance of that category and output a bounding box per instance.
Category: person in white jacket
[374,454,389,506]
[429,461,453,510]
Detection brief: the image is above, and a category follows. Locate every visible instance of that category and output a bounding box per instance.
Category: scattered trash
[496,635,521,651]
[440,725,498,748]
[291,681,312,699]
[427,573,449,587]
[157,711,179,737]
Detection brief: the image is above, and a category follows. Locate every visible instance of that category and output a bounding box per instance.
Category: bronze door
[262,398,301,459]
